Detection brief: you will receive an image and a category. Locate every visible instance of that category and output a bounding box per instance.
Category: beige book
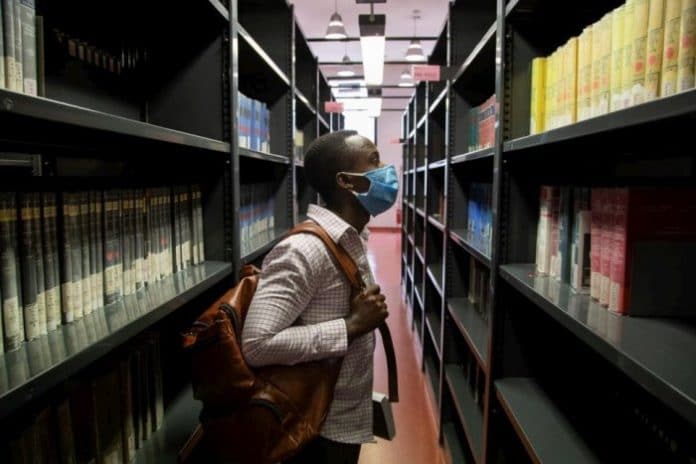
[632,0,651,104]
[623,0,637,107]
[578,27,593,121]
[599,13,614,114]
[591,20,603,116]
[677,0,696,91]
[645,0,666,100]
[564,37,578,125]
[611,6,626,111]
[661,0,683,96]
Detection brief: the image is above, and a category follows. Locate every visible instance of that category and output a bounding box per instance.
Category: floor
[359,230,447,464]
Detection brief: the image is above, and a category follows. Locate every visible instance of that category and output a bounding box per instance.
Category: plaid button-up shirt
[242,204,376,444]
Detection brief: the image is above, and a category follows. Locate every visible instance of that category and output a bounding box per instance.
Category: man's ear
[336,172,355,190]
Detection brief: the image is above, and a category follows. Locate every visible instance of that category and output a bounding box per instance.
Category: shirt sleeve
[241,235,349,366]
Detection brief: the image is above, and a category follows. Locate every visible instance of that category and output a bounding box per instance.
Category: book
[590,188,603,300]
[42,192,61,332]
[623,0,637,108]
[599,13,613,115]
[69,380,100,464]
[1,192,23,350]
[134,190,145,290]
[0,1,5,88]
[60,192,77,323]
[119,358,136,462]
[549,187,561,279]
[677,0,696,91]
[632,0,651,105]
[13,0,22,91]
[611,6,626,111]
[3,0,16,90]
[18,0,36,95]
[571,188,591,292]
[20,193,40,340]
[30,193,47,336]
[591,21,602,117]
[89,191,100,313]
[578,27,593,121]
[173,187,182,272]
[93,191,105,308]
[35,14,43,96]
[56,399,77,464]
[564,38,578,125]
[556,187,572,282]
[536,186,553,275]
[645,0,666,100]
[93,366,124,464]
[79,192,93,315]
[121,190,133,296]
[600,189,614,307]
[104,190,122,305]
[661,0,683,96]
[193,185,205,265]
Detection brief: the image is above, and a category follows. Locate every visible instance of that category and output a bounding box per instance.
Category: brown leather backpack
[181,221,398,463]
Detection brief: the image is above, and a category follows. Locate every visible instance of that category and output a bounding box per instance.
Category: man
[242,130,399,464]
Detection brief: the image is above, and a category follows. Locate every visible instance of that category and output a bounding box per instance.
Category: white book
[13,0,21,91]
[0,1,5,88]
[535,186,554,275]
[3,0,16,90]
[18,0,35,95]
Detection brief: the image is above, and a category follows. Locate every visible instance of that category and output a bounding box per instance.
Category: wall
[369,111,403,229]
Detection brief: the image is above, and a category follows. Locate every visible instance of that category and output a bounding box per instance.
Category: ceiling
[290,0,450,111]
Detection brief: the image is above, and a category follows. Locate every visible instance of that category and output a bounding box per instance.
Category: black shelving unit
[0,0,340,459]
[400,0,696,462]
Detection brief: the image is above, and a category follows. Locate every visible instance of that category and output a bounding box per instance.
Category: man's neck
[328,201,370,233]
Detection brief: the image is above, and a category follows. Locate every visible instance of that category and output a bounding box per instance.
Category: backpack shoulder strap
[286,221,399,402]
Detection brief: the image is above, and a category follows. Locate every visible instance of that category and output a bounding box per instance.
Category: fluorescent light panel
[359,14,386,86]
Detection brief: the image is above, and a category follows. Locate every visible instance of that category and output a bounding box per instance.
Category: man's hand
[344,284,389,343]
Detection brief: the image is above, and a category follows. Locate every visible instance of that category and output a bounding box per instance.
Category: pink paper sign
[324,101,344,113]
[412,65,441,81]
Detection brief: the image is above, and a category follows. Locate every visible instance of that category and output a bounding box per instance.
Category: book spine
[134,190,145,290]
[18,0,36,95]
[645,0,666,100]
[623,0,637,108]
[144,189,153,285]
[103,191,119,305]
[60,193,74,323]
[94,191,104,308]
[42,192,61,332]
[165,189,174,276]
[13,0,22,91]
[632,0,651,105]
[183,188,192,269]
[70,192,83,319]
[157,190,166,279]
[0,1,5,88]
[1,192,23,350]
[571,188,592,292]
[677,0,696,91]
[599,14,613,115]
[119,359,136,462]
[609,188,629,314]
[590,188,602,300]
[611,6,626,111]
[549,187,561,279]
[661,0,683,96]
[114,191,124,298]
[89,192,99,313]
[122,190,133,296]
[600,188,614,307]
[173,187,182,272]
[195,186,205,263]
[536,186,553,275]
[33,192,46,336]
[79,192,92,315]
[190,186,198,266]
[557,187,572,282]
[578,28,591,121]
[591,22,602,117]
[20,193,38,340]
[566,37,578,125]
[3,0,16,90]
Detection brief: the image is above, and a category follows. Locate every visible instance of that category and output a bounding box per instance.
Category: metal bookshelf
[0,0,341,459]
[400,0,696,462]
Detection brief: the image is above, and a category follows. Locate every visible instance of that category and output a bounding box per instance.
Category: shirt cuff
[317,318,349,357]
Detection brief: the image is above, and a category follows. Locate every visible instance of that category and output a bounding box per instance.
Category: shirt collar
[306,204,368,243]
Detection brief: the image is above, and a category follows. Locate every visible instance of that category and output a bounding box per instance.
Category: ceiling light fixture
[405,10,426,62]
[399,69,415,87]
[337,42,355,77]
[325,0,347,40]
[359,7,386,86]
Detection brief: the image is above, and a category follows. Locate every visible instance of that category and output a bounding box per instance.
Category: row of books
[0,186,205,352]
[466,183,493,257]
[1,0,38,95]
[530,0,696,134]
[239,92,271,153]
[1,333,165,463]
[294,129,305,161]
[240,182,276,257]
[468,256,490,324]
[535,186,696,316]
[467,95,496,153]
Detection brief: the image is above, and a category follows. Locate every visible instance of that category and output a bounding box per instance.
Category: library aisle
[362,230,446,464]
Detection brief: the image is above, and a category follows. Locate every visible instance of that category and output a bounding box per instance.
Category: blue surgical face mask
[343,164,399,217]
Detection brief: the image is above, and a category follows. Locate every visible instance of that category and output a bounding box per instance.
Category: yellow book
[565,37,579,125]
[646,0,666,100]
[632,0,651,104]
[591,20,603,116]
[578,27,593,121]
[677,0,696,91]
[530,57,547,134]
[558,44,567,127]
[623,0,637,107]
[547,51,557,129]
[661,0,683,96]
[599,14,613,115]
[611,6,626,111]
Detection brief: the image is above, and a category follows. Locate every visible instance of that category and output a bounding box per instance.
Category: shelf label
[412,65,441,81]
[324,101,344,113]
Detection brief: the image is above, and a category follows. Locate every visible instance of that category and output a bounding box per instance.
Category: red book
[590,188,602,300]
[608,188,696,315]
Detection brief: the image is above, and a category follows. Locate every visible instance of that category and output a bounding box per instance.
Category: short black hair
[304,130,359,205]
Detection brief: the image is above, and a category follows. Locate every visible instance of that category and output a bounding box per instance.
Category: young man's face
[339,135,382,194]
